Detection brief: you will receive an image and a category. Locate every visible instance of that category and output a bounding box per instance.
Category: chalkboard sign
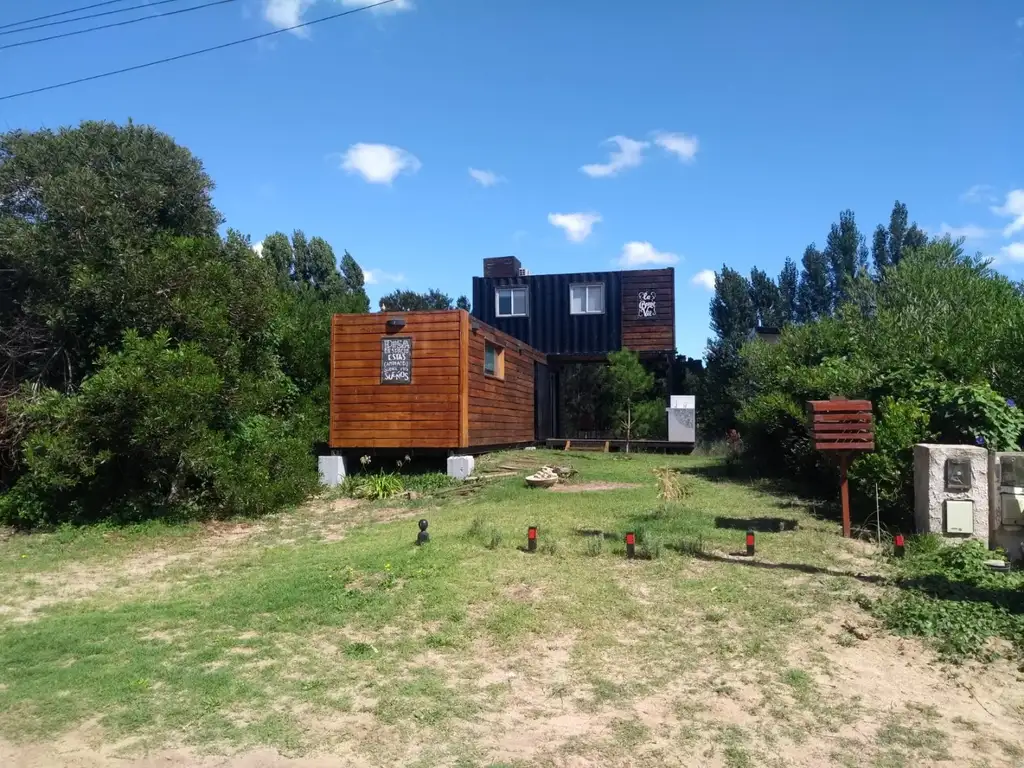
[380,336,412,384]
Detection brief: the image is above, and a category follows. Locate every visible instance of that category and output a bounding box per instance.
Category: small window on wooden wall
[484,341,505,378]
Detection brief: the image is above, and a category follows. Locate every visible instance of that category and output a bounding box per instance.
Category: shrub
[355,472,404,501]
[0,332,316,527]
[874,540,1024,659]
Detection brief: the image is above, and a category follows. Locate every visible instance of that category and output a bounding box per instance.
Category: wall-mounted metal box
[945,459,971,491]
[945,499,975,534]
[1001,493,1024,526]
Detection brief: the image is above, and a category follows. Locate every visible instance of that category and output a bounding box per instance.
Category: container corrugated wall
[472,271,623,355]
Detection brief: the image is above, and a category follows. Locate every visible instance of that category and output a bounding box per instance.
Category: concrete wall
[990,452,1024,559]
[913,444,989,543]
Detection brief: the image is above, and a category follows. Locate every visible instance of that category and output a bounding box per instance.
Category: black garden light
[416,519,430,545]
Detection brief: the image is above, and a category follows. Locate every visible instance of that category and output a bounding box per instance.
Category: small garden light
[625,531,636,559]
[416,519,430,545]
[746,530,755,557]
[527,526,538,553]
[893,533,905,559]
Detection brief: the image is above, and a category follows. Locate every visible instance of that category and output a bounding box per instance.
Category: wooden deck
[545,438,694,454]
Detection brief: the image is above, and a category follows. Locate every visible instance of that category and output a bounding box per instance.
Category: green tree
[796,244,831,322]
[777,257,798,326]
[710,266,755,342]
[885,201,909,268]
[871,225,890,273]
[262,232,293,281]
[607,349,655,451]
[456,295,471,312]
[379,289,454,311]
[0,121,336,525]
[340,251,370,311]
[824,209,866,308]
[749,267,781,327]
[0,120,221,392]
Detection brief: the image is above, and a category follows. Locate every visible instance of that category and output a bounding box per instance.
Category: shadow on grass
[679,463,846,525]
[671,547,886,584]
[714,516,800,533]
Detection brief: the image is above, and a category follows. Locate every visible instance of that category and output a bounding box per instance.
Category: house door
[534,362,552,441]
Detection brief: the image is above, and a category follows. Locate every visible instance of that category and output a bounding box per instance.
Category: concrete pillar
[913,444,989,543]
[318,455,347,488]
[447,455,475,481]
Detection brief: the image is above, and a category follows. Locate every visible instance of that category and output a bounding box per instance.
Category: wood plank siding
[329,310,543,450]
[467,322,544,447]
[620,268,675,352]
[330,311,462,449]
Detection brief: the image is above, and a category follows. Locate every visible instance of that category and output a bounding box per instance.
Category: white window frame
[569,282,605,315]
[495,286,529,317]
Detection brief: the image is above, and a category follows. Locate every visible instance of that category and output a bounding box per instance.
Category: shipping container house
[328,258,681,454]
[329,310,545,452]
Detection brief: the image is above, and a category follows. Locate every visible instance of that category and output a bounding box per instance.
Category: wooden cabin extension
[329,310,544,452]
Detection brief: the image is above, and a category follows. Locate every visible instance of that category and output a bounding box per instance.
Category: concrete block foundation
[447,455,475,481]
[318,455,347,488]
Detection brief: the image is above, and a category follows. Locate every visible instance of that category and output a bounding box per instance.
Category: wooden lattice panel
[807,399,874,452]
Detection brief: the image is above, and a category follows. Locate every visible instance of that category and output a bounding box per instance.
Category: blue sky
[2,0,1023,358]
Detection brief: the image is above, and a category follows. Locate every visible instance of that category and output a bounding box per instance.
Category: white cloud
[938,223,992,240]
[961,184,997,204]
[265,0,412,30]
[363,269,405,285]
[263,0,314,32]
[548,212,601,243]
[654,131,699,163]
[340,143,420,184]
[252,241,264,257]
[340,0,414,12]
[468,168,504,187]
[690,269,716,291]
[580,136,648,178]
[617,241,680,267]
[992,189,1024,237]
[1000,243,1024,262]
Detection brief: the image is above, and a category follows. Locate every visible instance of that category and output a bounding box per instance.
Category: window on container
[570,283,605,315]
[496,286,528,317]
[484,342,504,378]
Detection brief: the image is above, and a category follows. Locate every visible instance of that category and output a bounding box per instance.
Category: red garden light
[745,530,755,557]
[625,531,636,559]
[894,533,905,559]
[527,526,538,553]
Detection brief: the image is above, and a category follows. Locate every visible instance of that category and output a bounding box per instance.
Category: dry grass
[1,450,1023,767]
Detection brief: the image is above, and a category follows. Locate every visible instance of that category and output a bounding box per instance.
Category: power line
[0,0,396,102]
[0,0,134,32]
[0,0,237,51]
[1,0,190,36]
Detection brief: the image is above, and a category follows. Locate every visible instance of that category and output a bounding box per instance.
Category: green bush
[355,472,404,501]
[874,540,1024,659]
[0,332,315,526]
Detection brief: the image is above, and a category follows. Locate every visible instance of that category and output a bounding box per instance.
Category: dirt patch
[550,482,640,493]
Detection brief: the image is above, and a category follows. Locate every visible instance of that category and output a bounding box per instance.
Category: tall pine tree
[777,257,798,325]
[797,244,831,322]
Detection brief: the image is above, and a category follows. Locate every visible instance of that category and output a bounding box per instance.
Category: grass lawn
[1,450,1023,767]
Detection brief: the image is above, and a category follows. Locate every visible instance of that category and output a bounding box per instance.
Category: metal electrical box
[945,500,975,534]
[1001,494,1024,526]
